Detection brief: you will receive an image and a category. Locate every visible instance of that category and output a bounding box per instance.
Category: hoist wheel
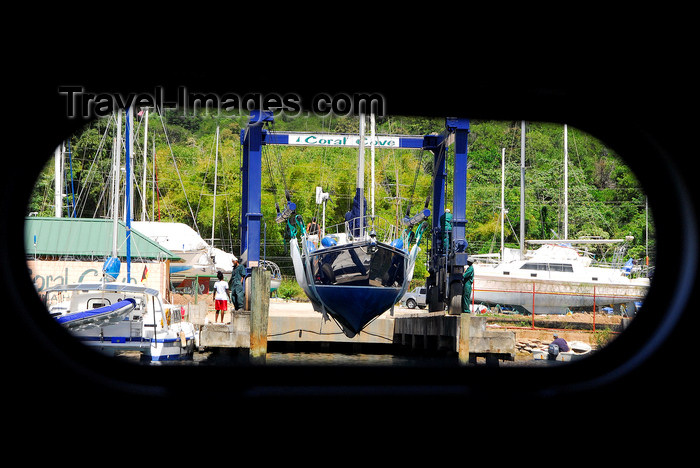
[447,281,463,316]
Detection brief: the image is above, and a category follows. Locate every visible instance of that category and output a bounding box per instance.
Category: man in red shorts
[212,271,230,323]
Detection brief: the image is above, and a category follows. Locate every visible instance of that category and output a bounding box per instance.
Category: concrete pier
[199,310,250,348]
[393,311,516,364]
[194,299,515,364]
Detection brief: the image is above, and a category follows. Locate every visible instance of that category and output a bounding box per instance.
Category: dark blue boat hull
[304,239,408,337]
[314,284,402,336]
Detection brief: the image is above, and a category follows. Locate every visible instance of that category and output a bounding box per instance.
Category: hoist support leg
[447,118,470,315]
[240,110,273,269]
[426,119,470,314]
[427,138,447,312]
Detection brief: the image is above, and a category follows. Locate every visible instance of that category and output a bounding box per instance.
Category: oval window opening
[25,112,654,367]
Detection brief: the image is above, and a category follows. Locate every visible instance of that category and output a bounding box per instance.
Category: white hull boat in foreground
[46,282,196,362]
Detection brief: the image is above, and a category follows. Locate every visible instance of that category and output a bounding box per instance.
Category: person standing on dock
[229,256,246,311]
[461,259,474,314]
[213,271,230,323]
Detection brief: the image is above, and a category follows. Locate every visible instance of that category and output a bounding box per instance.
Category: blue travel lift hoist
[239,110,470,315]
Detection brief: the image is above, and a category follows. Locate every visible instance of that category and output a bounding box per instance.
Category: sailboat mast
[152,134,156,221]
[112,109,122,258]
[68,141,75,217]
[211,125,219,249]
[142,109,149,221]
[501,147,505,259]
[358,112,365,236]
[54,144,62,218]
[322,197,326,237]
[126,106,133,282]
[128,107,134,223]
[370,112,375,221]
[520,120,526,254]
[645,196,649,266]
[563,124,568,240]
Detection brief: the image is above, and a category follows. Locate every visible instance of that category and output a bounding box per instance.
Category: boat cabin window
[549,263,574,272]
[87,299,110,309]
[520,263,574,273]
[520,262,548,271]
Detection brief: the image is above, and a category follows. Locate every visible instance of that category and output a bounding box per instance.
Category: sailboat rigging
[288,112,421,338]
[472,123,651,315]
[211,125,219,253]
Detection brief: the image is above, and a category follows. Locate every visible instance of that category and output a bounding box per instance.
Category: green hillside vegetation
[28,111,654,282]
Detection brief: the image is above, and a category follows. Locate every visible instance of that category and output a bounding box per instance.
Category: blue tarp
[56,298,136,325]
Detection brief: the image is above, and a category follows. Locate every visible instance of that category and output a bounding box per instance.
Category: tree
[27,113,654,271]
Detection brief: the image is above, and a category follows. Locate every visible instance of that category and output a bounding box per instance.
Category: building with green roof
[24,217,180,262]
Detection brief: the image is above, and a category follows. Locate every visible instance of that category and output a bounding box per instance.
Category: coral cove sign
[288,134,400,148]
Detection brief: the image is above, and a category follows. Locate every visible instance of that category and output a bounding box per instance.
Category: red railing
[470,281,638,333]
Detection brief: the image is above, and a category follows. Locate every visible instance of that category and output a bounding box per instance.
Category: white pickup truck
[400,286,427,309]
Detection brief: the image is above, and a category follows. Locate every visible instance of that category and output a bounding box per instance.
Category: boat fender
[390,238,404,250]
[321,236,337,247]
[547,342,560,359]
[102,256,121,282]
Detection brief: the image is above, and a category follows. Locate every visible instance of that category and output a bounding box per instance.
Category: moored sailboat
[48,107,196,361]
[472,243,650,315]
[54,297,136,330]
[472,123,651,315]
[47,282,196,361]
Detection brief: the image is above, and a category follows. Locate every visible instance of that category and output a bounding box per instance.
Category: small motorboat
[46,282,196,362]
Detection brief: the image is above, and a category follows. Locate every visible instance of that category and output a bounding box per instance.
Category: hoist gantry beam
[239,112,470,302]
[258,131,428,150]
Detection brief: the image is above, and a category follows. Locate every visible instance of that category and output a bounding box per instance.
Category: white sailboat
[46,282,196,361]
[472,123,650,315]
[473,243,649,315]
[50,107,196,361]
[290,112,422,337]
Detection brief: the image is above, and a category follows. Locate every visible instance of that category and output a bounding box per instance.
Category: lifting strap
[264,121,297,222]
